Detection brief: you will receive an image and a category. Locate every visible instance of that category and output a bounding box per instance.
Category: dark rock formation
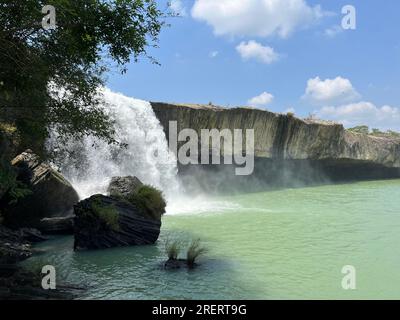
[74,194,161,250]
[38,216,75,235]
[107,176,143,199]
[151,102,400,168]
[0,127,18,201]
[151,102,400,191]
[0,226,46,265]
[164,259,195,270]
[2,150,79,229]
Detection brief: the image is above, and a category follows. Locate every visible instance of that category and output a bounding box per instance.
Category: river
[23,179,400,299]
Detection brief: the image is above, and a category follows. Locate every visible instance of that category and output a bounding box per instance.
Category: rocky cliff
[151,102,400,190]
[151,102,400,167]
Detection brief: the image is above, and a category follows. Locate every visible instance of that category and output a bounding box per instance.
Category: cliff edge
[151,102,400,169]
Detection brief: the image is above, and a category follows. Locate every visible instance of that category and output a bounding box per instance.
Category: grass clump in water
[165,238,183,260]
[186,239,208,268]
[164,238,208,269]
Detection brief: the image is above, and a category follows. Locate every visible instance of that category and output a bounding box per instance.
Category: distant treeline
[348,125,400,138]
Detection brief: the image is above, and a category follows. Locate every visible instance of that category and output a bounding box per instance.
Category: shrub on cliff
[348,125,370,135]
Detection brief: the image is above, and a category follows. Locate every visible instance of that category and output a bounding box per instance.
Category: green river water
[23,179,400,299]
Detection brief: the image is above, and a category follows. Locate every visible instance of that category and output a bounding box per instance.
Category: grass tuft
[186,239,208,268]
[165,238,183,260]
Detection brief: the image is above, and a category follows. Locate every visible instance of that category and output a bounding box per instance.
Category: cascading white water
[47,88,180,206]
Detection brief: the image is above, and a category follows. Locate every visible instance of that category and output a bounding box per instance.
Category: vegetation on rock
[74,194,162,250]
[91,200,120,232]
[348,125,370,135]
[348,126,400,138]
[125,185,166,221]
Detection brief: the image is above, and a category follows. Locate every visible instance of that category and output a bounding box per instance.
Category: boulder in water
[0,225,46,266]
[73,194,162,250]
[107,176,143,199]
[108,176,166,221]
[38,216,75,235]
[2,150,79,229]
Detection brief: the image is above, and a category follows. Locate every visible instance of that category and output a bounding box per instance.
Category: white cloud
[303,76,360,104]
[248,91,274,107]
[191,0,326,38]
[209,51,219,58]
[324,25,343,38]
[236,41,279,64]
[170,0,187,17]
[316,102,400,131]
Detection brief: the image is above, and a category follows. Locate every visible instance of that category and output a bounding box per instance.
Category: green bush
[0,163,32,205]
[348,125,370,135]
[387,130,400,138]
[127,185,166,220]
[91,201,120,231]
[186,239,208,268]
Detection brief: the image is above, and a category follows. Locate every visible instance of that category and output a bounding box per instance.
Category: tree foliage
[348,125,400,138]
[348,125,370,135]
[0,0,166,154]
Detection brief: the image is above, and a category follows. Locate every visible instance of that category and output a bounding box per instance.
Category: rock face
[2,150,79,228]
[151,102,400,189]
[107,176,143,199]
[73,194,161,251]
[0,226,46,265]
[151,102,400,167]
[0,127,18,201]
[38,216,75,235]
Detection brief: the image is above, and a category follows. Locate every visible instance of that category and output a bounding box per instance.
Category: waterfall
[47,88,180,205]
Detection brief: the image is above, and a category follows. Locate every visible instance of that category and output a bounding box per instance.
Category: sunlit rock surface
[151,103,400,191]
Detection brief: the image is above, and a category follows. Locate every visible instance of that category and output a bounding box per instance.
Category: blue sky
[106,0,400,131]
